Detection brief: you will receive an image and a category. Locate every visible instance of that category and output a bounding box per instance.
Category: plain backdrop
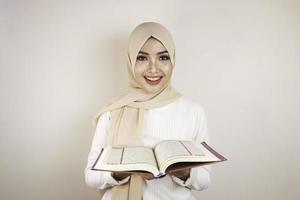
[1,0,299,199]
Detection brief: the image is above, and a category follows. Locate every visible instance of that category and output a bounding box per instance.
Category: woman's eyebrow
[157,50,169,55]
[138,50,169,55]
[138,51,149,55]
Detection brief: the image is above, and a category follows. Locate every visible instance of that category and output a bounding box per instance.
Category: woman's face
[134,37,173,93]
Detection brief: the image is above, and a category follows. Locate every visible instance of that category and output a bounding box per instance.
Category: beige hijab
[92,22,182,200]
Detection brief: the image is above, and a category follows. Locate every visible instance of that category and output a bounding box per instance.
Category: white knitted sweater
[84,96,212,200]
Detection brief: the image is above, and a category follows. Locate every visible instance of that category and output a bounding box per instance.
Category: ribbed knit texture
[84,96,212,200]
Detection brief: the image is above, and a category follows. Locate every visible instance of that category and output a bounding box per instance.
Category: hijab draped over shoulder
[92,22,182,200]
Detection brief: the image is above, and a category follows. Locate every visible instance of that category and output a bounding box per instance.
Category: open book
[91,140,227,178]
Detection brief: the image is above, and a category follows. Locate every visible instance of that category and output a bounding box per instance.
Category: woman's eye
[136,55,147,61]
[159,55,170,61]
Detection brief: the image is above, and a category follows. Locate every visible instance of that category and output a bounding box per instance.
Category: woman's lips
[144,76,163,85]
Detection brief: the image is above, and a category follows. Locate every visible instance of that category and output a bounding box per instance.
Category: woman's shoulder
[96,110,111,122]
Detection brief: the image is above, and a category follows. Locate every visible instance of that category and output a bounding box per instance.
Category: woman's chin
[143,84,164,94]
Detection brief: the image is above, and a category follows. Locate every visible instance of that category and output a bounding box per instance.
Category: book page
[106,148,123,164]
[154,140,190,168]
[180,141,205,156]
[122,147,157,167]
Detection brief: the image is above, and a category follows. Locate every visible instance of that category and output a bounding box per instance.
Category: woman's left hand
[169,168,191,181]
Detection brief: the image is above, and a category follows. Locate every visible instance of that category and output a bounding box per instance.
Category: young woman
[84,22,211,200]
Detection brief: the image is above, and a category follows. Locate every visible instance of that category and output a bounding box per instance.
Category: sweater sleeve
[171,106,212,191]
[84,111,130,189]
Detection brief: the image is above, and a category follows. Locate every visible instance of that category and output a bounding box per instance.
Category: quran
[91,140,227,178]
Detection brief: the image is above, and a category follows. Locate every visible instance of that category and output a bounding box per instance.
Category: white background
[1,0,299,199]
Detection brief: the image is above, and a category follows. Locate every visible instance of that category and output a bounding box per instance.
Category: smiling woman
[134,37,173,93]
[84,22,211,200]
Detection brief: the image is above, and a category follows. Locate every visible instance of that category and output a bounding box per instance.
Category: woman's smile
[144,75,163,85]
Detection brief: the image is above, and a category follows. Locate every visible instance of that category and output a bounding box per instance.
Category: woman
[84,22,211,200]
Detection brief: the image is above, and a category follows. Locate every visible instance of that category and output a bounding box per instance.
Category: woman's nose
[149,58,158,73]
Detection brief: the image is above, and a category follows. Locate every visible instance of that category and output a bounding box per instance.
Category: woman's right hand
[111,172,131,181]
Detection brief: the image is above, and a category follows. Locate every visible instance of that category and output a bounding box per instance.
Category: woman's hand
[111,172,131,181]
[111,172,155,181]
[169,168,191,181]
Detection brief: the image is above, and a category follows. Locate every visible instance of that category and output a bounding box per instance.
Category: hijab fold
[92,22,182,200]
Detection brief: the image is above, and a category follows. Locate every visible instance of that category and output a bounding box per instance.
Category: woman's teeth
[145,76,161,81]
[144,76,163,85]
